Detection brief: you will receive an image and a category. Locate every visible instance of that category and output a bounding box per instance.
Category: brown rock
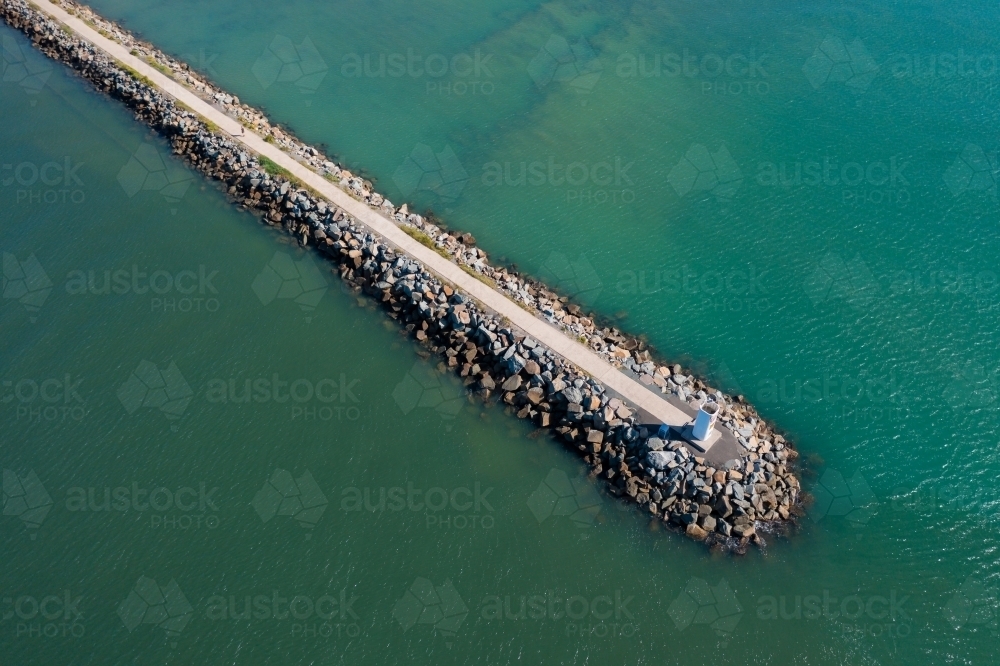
[686,523,709,540]
[501,375,522,392]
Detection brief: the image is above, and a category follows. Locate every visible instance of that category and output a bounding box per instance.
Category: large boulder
[645,437,666,451]
[713,495,733,518]
[501,375,522,392]
[645,450,677,471]
[685,523,708,540]
[562,386,583,404]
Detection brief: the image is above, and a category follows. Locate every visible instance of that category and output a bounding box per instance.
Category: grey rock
[561,386,583,405]
[714,495,733,518]
[645,437,665,451]
[646,450,676,471]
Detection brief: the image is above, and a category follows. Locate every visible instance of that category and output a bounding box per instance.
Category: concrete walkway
[37,1,697,431]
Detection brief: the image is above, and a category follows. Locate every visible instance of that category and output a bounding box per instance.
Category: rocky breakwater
[1,0,802,552]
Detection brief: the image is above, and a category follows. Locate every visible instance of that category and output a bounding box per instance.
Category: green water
[3,0,1000,662]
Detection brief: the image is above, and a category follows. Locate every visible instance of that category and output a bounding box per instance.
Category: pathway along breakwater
[2,0,802,553]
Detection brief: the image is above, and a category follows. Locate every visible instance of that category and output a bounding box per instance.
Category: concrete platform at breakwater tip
[26,0,741,465]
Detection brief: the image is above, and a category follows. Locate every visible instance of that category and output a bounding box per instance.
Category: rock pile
[1,0,801,552]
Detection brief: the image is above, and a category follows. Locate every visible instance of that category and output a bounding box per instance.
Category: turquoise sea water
[3,0,1000,663]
